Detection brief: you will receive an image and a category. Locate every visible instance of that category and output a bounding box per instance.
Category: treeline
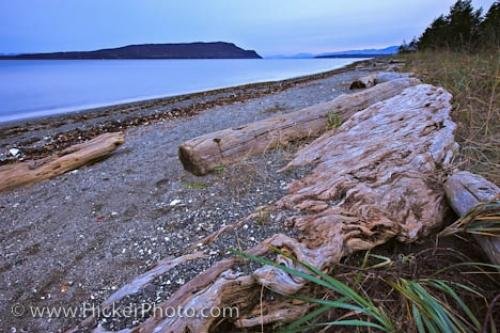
[400,0,499,52]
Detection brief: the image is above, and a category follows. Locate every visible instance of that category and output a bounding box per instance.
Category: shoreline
[0,57,399,332]
[0,58,369,127]
[0,58,367,125]
[0,58,374,164]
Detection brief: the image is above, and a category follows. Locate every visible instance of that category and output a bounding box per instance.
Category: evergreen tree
[446,0,481,50]
[478,1,500,48]
[417,15,450,49]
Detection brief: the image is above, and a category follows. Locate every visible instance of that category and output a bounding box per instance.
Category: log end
[178,144,207,176]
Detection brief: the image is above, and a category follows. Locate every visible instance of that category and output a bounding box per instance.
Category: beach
[0,59,377,331]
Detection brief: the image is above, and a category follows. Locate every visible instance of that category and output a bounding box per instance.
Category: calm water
[0,58,362,122]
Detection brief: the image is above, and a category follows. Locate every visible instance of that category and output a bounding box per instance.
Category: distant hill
[0,42,262,60]
[268,53,315,59]
[315,46,399,58]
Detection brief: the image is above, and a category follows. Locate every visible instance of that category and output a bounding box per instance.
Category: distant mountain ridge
[315,46,399,58]
[0,42,262,60]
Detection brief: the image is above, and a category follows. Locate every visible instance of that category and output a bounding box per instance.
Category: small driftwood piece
[443,171,500,265]
[128,83,457,332]
[350,73,377,89]
[349,71,410,89]
[0,132,124,192]
[179,77,419,175]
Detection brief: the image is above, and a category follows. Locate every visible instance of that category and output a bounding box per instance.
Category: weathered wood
[444,171,500,265]
[350,73,377,89]
[0,132,124,192]
[179,77,420,175]
[350,71,411,89]
[129,83,458,332]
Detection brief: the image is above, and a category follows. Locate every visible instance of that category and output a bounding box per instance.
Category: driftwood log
[444,171,500,265]
[0,132,124,192]
[349,73,377,89]
[126,83,457,332]
[178,77,419,175]
[349,71,411,89]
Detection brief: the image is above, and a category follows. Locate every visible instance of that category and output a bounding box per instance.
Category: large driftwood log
[128,83,457,332]
[0,132,124,192]
[443,171,500,265]
[179,77,420,175]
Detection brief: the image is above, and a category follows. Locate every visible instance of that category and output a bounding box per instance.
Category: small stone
[143,284,156,299]
[175,278,185,285]
[169,199,182,206]
[9,148,20,157]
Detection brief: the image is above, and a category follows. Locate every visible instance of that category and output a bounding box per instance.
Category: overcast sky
[0,0,496,56]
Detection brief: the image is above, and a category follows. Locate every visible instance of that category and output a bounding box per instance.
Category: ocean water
[0,58,362,122]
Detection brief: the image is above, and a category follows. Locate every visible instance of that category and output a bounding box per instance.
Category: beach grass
[237,247,499,333]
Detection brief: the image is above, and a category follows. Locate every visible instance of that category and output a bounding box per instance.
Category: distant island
[268,46,399,59]
[0,42,262,60]
[315,46,398,58]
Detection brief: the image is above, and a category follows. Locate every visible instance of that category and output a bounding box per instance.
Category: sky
[0,0,496,57]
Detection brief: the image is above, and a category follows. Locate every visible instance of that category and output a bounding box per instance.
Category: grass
[213,165,225,174]
[326,111,343,130]
[255,207,271,226]
[235,241,500,333]
[440,201,500,237]
[182,181,209,190]
[400,50,500,184]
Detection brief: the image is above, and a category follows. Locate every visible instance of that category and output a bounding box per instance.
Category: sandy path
[0,67,368,332]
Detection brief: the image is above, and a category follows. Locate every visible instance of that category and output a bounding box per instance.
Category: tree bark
[0,132,124,192]
[178,77,420,175]
[444,171,500,265]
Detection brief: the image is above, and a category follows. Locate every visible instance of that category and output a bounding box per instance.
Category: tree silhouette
[478,1,500,48]
[446,0,481,49]
[404,0,499,52]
